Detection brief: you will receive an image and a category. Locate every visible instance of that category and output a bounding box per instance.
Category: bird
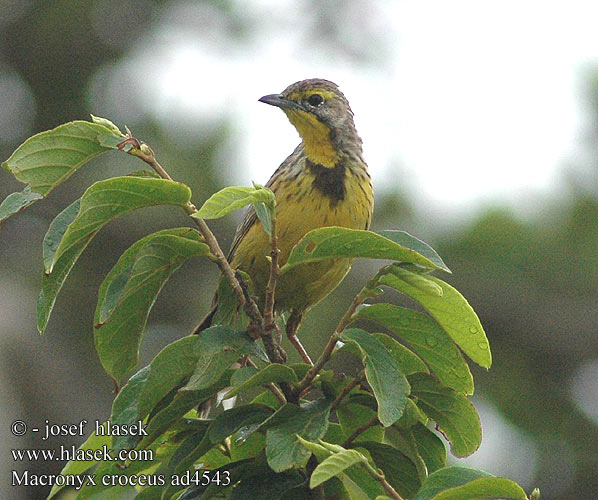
[195,78,374,361]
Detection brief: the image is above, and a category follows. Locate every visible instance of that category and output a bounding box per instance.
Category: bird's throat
[285,109,339,167]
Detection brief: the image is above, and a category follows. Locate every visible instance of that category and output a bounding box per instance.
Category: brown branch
[295,287,369,394]
[362,460,404,500]
[330,372,364,411]
[263,214,279,333]
[261,212,288,363]
[286,310,313,365]
[342,416,379,447]
[124,141,253,317]
[246,357,286,405]
[373,473,404,500]
[119,136,289,368]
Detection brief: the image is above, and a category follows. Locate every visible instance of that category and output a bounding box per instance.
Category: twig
[261,213,288,363]
[118,135,287,368]
[123,140,255,318]
[330,372,364,411]
[342,416,379,447]
[285,310,313,365]
[295,287,369,394]
[263,214,279,333]
[362,460,404,500]
[246,357,286,405]
[371,471,404,500]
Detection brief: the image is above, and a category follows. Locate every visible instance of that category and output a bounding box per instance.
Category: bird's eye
[307,94,324,107]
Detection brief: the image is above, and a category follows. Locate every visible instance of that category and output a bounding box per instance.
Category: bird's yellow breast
[231,163,373,311]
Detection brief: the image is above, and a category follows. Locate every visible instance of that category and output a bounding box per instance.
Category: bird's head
[259,79,360,167]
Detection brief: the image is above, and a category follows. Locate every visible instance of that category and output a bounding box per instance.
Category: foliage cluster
[1,117,537,500]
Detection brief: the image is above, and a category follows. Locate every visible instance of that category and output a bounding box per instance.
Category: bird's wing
[227,144,303,261]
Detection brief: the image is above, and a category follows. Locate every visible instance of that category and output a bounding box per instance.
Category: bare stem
[246,357,286,405]
[295,287,369,394]
[263,215,279,331]
[342,416,379,447]
[261,213,288,363]
[330,371,364,411]
[363,461,404,500]
[118,136,289,367]
[374,474,404,500]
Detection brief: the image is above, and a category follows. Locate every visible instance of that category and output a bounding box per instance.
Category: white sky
[87,0,598,214]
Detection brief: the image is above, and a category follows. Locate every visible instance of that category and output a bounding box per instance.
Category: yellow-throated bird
[196,79,374,356]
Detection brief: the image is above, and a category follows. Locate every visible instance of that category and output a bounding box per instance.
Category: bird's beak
[258,93,297,110]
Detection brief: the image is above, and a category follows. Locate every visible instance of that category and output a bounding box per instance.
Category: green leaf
[224,364,298,399]
[229,469,306,500]
[409,373,481,457]
[137,327,265,418]
[371,333,429,375]
[211,269,254,330]
[394,398,429,429]
[133,486,163,499]
[354,304,474,395]
[75,474,146,499]
[255,201,273,235]
[46,423,112,499]
[341,472,384,500]
[209,404,275,444]
[94,230,209,382]
[296,437,384,500]
[377,273,491,368]
[295,436,332,461]
[230,366,258,387]
[73,436,165,500]
[135,337,202,419]
[161,433,213,494]
[410,422,447,474]
[337,402,383,444]
[390,266,444,296]
[182,327,268,392]
[95,230,203,324]
[413,466,492,500]
[49,177,191,274]
[37,176,192,333]
[230,430,266,462]
[176,459,258,500]
[265,399,331,472]
[2,120,121,196]
[341,328,410,427]
[90,114,124,136]
[428,476,528,500]
[183,350,240,392]
[356,441,421,498]
[42,199,81,271]
[136,388,216,451]
[281,227,443,272]
[310,449,369,488]
[110,365,150,453]
[382,425,427,482]
[0,186,43,223]
[252,388,284,410]
[379,231,451,272]
[194,185,275,220]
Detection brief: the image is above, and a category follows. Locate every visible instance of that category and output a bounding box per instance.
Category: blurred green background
[1,1,597,499]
